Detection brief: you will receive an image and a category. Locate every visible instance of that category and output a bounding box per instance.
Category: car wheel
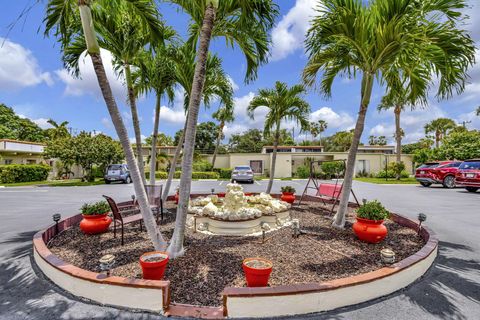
[231,179,236,183]
[420,182,432,187]
[105,180,111,184]
[466,187,479,193]
[442,176,455,189]
[125,176,132,184]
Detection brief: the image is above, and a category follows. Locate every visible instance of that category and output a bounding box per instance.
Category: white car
[231,166,255,184]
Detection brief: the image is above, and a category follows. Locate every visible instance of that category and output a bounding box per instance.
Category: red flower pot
[79,213,112,235]
[242,258,273,287]
[280,192,296,204]
[140,252,169,280]
[217,192,226,198]
[352,217,388,243]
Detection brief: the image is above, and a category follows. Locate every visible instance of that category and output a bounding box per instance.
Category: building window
[27,159,37,164]
[4,159,13,165]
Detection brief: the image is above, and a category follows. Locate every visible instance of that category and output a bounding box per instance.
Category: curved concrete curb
[32,196,437,318]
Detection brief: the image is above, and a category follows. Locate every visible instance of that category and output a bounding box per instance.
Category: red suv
[415,161,461,188]
[455,159,480,193]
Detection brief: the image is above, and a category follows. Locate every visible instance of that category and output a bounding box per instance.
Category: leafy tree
[44,0,169,250]
[45,119,70,140]
[228,129,264,153]
[44,136,77,178]
[174,122,219,153]
[212,104,234,168]
[368,135,387,146]
[437,130,480,160]
[324,130,355,152]
[248,82,310,193]
[145,133,174,146]
[413,148,432,166]
[0,104,46,142]
[263,129,295,146]
[310,119,328,142]
[402,138,434,154]
[424,118,457,148]
[303,0,475,228]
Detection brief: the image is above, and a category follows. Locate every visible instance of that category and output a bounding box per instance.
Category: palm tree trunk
[435,131,440,148]
[211,121,224,168]
[266,127,280,194]
[149,93,161,185]
[394,106,402,180]
[334,73,374,228]
[125,65,147,185]
[167,4,216,258]
[78,2,166,251]
[162,115,188,202]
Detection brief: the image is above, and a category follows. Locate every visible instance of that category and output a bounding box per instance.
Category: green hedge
[213,168,233,179]
[0,164,51,183]
[376,170,410,179]
[152,171,219,179]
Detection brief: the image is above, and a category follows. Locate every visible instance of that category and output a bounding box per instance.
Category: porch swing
[298,159,359,214]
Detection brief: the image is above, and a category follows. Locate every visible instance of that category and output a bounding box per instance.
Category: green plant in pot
[352,200,390,243]
[280,186,296,204]
[79,201,112,235]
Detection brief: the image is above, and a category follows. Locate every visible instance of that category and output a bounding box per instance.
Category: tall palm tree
[211,103,234,168]
[166,0,278,257]
[135,46,177,185]
[310,119,328,143]
[303,0,475,228]
[44,0,169,250]
[46,119,70,140]
[161,44,234,202]
[248,82,310,193]
[425,118,457,148]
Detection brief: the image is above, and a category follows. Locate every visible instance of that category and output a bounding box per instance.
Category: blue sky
[1,0,479,145]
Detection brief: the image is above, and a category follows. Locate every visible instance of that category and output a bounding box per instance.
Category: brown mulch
[48,201,425,307]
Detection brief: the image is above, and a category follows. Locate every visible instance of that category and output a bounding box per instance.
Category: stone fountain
[187,182,291,235]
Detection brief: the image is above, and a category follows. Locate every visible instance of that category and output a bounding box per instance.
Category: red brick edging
[32,195,438,318]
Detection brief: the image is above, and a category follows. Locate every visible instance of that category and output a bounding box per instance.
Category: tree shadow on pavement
[0,231,165,320]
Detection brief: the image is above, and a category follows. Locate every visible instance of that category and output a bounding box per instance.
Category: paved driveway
[0,180,479,319]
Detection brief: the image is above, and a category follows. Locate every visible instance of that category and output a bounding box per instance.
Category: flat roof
[262,145,324,149]
[0,139,45,146]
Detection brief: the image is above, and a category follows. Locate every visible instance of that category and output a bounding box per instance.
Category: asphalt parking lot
[0,180,479,319]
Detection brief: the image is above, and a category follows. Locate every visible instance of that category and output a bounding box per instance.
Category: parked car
[104,164,131,184]
[415,161,459,188]
[455,159,480,193]
[231,165,254,184]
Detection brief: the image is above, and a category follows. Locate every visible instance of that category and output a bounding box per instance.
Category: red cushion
[317,184,342,198]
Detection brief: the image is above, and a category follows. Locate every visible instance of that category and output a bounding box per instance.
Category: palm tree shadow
[0,231,163,319]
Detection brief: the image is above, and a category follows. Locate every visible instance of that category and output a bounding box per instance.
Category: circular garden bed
[47,198,426,307]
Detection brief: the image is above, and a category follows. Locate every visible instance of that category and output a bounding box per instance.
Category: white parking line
[219,181,224,186]
[255,180,260,185]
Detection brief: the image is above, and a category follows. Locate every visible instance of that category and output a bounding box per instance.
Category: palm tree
[425,118,457,148]
[310,119,328,143]
[44,0,169,250]
[46,119,70,140]
[303,0,475,228]
[135,46,177,185]
[211,104,234,168]
[476,106,480,116]
[166,0,278,257]
[248,82,310,193]
[161,44,234,202]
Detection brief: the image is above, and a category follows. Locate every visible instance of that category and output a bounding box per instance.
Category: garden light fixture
[99,254,115,277]
[380,248,395,264]
[52,213,61,234]
[291,219,300,238]
[417,213,427,234]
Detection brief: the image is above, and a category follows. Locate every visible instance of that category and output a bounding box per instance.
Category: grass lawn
[354,177,418,184]
[1,178,105,187]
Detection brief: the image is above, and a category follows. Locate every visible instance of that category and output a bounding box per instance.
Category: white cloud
[32,118,53,130]
[130,135,147,144]
[310,107,355,130]
[270,0,318,61]
[0,38,53,91]
[101,117,112,129]
[460,49,480,102]
[55,49,126,100]
[227,75,239,91]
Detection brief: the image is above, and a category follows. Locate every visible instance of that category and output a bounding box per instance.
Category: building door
[250,160,263,174]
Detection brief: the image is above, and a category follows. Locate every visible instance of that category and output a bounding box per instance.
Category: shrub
[321,161,345,179]
[213,168,233,179]
[280,186,296,193]
[192,159,213,172]
[0,164,50,183]
[153,171,219,179]
[295,165,310,178]
[376,169,409,179]
[80,201,110,215]
[356,200,390,221]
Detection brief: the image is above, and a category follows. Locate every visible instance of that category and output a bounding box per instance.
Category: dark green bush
[0,164,50,183]
[213,168,233,179]
[192,159,213,172]
[321,161,345,179]
[295,165,310,178]
[80,201,110,215]
[376,170,409,179]
[356,200,390,221]
[153,171,219,179]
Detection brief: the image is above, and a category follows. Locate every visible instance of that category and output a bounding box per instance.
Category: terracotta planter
[79,213,112,235]
[217,192,226,198]
[174,193,179,204]
[139,251,169,280]
[353,217,388,243]
[280,192,296,204]
[242,258,273,287]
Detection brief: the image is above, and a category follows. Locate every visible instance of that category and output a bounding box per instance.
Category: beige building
[204,145,413,178]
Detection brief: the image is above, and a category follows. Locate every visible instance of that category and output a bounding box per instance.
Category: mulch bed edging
[33,196,438,318]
